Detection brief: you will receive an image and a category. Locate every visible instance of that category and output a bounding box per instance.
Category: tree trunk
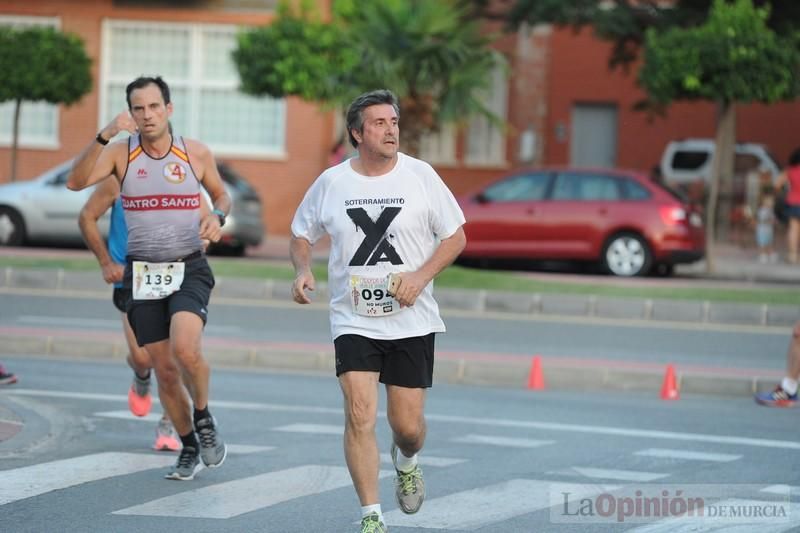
[705,101,736,273]
[10,98,21,182]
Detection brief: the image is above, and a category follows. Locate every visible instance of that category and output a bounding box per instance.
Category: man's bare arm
[290,235,315,304]
[391,226,466,307]
[67,111,138,191]
[79,178,122,284]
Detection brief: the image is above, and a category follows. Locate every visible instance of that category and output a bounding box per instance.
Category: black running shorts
[112,287,131,313]
[123,254,215,347]
[333,333,435,388]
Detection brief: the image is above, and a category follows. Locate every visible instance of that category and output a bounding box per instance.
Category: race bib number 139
[132,261,185,300]
[350,275,400,316]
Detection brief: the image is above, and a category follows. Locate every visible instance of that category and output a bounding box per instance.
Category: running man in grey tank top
[67,76,230,481]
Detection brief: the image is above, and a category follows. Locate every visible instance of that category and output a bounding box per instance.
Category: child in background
[756,192,778,263]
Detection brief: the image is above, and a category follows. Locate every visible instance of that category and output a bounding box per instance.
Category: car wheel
[0,207,26,246]
[602,232,652,277]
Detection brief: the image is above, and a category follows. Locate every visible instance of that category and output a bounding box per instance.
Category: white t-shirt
[291,152,466,340]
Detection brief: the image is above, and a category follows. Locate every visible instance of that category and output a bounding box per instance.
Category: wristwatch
[95,132,109,146]
[213,208,226,227]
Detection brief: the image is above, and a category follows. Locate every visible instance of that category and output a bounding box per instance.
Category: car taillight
[659,206,687,225]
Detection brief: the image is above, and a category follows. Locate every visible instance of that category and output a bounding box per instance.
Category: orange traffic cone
[660,364,679,400]
[527,355,545,390]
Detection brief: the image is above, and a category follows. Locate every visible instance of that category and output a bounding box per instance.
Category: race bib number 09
[132,261,185,300]
[350,275,400,317]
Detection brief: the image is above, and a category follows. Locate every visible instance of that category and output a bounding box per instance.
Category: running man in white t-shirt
[290,89,466,533]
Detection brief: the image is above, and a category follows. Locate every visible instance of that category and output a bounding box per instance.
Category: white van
[660,138,780,184]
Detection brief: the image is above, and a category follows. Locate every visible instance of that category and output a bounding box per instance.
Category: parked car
[457,167,705,277]
[659,138,780,185]
[0,160,264,256]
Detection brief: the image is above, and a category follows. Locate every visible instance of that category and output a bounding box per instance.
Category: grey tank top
[120,135,203,261]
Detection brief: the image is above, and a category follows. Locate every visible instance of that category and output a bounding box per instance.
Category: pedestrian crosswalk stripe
[761,485,799,496]
[452,434,555,448]
[569,467,670,482]
[626,500,800,532]
[379,453,468,468]
[382,479,614,530]
[272,423,341,435]
[113,465,393,519]
[0,452,174,505]
[95,410,163,421]
[225,444,275,454]
[634,448,741,462]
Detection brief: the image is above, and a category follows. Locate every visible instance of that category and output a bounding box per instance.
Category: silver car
[0,160,264,256]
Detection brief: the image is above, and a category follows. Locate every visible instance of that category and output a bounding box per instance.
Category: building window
[101,20,285,158]
[419,124,456,165]
[0,16,60,149]
[465,61,508,166]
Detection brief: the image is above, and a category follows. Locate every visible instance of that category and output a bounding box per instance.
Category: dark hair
[790,147,800,167]
[345,89,400,149]
[125,76,171,110]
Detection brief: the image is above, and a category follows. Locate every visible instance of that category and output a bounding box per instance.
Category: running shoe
[128,372,152,417]
[755,386,798,407]
[359,511,387,533]
[195,415,227,468]
[391,443,425,514]
[164,446,202,481]
[0,365,17,385]
[153,418,181,451]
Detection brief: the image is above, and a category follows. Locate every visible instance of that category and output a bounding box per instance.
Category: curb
[3,267,799,328]
[0,330,783,400]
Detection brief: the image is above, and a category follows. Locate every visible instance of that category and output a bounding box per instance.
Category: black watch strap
[213,209,226,227]
[95,132,109,146]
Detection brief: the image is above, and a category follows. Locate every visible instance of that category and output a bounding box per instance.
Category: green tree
[234,0,501,156]
[471,0,800,69]
[0,26,92,182]
[638,0,799,271]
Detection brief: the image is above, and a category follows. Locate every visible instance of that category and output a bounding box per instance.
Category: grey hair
[345,89,400,149]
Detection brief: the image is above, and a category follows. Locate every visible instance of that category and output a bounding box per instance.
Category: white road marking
[379,453,468,468]
[0,452,174,505]
[383,479,618,530]
[761,485,799,496]
[628,499,800,532]
[570,467,670,482]
[452,434,555,448]
[635,448,742,462]
[272,423,341,435]
[8,388,800,450]
[95,410,163,422]
[113,465,393,518]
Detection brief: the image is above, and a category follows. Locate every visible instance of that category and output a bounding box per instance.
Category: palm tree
[234,0,501,156]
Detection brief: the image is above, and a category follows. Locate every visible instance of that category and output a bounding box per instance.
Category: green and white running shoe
[391,443,425,514]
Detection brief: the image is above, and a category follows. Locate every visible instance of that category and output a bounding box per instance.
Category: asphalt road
[1,356,799,533]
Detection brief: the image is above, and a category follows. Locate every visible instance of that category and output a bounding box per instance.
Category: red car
[456,167,705,276]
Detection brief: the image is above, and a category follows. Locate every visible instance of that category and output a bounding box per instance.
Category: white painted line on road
[8,389,800,450]
[113,465,393,518]
[570,467,669,482]
[383,479,618,530]
[272,423,341,435]
[225,444,275,454]
[95,410,163,422]
[761,485,799,496]
[452,434,555,448]
[425,413,800,451]
[635,448,742,462]
[17,315,120,328]
[379,453,468,468]
[0,452,174,505]
[628,500,800,532]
